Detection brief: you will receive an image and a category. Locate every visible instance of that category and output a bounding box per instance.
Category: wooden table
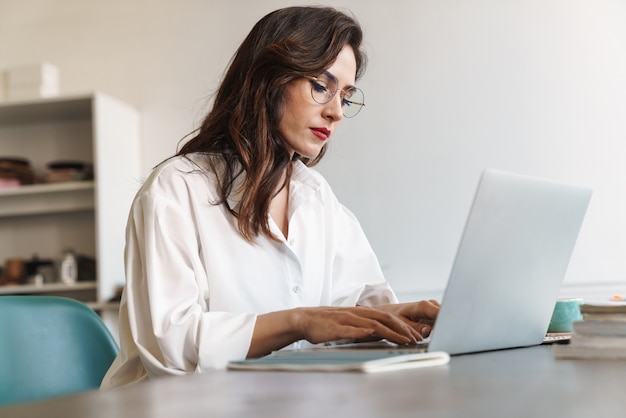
[2,345,624,417]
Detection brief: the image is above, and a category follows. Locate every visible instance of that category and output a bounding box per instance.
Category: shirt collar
[225,159,322,213]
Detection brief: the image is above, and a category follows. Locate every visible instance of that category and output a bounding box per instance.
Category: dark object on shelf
[21,253,96,284]
[25,254,57,283]
[0,157,36,185]
[77,254,97,282]
[44,160,94,183]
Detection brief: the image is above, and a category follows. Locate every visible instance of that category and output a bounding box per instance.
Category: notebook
[228,169,592,371]
[227,348,450,373]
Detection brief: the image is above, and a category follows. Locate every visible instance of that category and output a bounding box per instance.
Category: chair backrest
[0,295,119,407]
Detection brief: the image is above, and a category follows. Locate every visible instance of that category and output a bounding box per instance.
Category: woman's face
[278,45,358,159]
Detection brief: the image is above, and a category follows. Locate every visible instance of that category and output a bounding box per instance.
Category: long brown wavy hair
[177,6,367,241]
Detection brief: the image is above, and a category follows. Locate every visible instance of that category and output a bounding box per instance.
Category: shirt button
[292,285,302,294]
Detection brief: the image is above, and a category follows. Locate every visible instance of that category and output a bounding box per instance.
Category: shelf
[0,93,140,313]
[0,281,96,295]
[0,95,92,125]
[0,180,94,197]
[0,181,95,217]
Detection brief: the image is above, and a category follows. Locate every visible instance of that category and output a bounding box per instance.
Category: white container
[60,249,78,285]
[6,62,60,101]
[7,62,59,86]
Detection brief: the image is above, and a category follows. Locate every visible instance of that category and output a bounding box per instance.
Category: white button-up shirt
[101,153,397,388]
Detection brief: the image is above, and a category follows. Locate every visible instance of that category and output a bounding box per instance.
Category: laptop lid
[427,169,592,355]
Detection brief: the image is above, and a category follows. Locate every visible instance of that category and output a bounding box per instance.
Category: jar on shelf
[60,249,78,285]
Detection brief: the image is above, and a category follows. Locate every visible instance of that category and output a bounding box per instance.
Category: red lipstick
[311,127,331,140]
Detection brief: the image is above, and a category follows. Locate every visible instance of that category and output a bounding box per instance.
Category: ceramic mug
[4,258,25,284]
[548,298,584,333]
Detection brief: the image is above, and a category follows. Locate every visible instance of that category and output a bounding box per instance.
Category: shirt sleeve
[122,189,256,378]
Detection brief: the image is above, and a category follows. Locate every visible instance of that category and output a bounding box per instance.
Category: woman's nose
[323,93,344,121]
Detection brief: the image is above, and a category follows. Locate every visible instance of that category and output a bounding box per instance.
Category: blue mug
[548,298,583,333]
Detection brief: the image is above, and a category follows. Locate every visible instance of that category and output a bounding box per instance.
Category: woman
[101,6,439,389]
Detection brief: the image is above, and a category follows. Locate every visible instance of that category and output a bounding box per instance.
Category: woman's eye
[311,81,328,93]
[341,91,355,107]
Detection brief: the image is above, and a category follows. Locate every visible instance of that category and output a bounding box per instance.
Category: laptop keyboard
[542,333,572,344]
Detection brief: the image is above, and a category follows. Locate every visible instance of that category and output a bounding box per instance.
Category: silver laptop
[424,168,592,354]
[331,169,592,356]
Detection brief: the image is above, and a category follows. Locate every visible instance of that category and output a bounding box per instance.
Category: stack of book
[553,302,626,360]
[5,62,60,101]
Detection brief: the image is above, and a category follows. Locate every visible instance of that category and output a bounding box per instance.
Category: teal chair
[0,295,119,407]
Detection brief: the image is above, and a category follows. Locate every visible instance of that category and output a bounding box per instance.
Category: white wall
[2,0,625,300]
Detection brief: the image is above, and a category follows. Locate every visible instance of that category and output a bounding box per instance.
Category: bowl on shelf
[44,161,94,183]
[0,157,35,186]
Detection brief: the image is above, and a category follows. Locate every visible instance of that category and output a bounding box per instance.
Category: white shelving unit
[0,93,140,313]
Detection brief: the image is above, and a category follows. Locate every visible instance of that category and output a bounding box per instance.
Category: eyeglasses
[305,72,365,118]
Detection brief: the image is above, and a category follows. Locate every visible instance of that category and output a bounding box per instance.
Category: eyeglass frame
[304,71,365,118]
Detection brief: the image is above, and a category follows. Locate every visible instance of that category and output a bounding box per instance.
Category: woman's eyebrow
[323,70,357,90]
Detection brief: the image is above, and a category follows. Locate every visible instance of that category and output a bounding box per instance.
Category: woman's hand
[292,305,424,346]
[248,304,434,358]
[374,300,441,339]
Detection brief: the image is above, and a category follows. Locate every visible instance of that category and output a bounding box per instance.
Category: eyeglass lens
[310,72,365,118]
